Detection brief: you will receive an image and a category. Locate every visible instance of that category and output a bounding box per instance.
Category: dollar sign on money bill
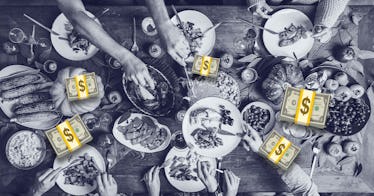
[66,72,99,101]
[63,128,74,142]
[275,144,286,155]
[45,115,93,158]
[192,55,220,77]
[258,131,300,170]
[300,97,310,115]
[280,87,331,128]
[78,79,85,92]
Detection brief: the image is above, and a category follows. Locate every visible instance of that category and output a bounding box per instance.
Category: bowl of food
[51,12,100,61]
[171,10,216,62]
[6,130,46,170]
[53,145,105,195]
[241,101,275,136]
[262,9,314,60]
[123,65,175,116]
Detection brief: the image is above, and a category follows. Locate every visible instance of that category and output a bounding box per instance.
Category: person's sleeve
[314,0,350,28]
[247,0,266,7]
[280,164,320,196]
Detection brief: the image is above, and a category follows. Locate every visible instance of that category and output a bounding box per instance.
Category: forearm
[68,11,131,62]
[314,0,350,28]
[277,164,319,196]
[145,0,173,35]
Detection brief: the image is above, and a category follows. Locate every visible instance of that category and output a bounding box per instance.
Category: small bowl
[6,130,46,170]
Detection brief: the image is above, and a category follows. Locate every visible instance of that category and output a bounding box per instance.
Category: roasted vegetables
[169,156,198,181]
[63,153,100,186]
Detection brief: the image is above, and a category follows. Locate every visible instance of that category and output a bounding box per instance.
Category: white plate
[241,101,275,136]
[171,10,216,62]
[164,147,216,192]
[51,12,100,61]
[53,145,105,196]
[112,113,171,153]
[182,97,242,158]
[263,9,314,60]
[0,65,61,130]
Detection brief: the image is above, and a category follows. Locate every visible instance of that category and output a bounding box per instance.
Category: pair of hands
[32,168,117,196]
[197,161,240,196]
[144,163,240,196]
[121,20,189,89]
[250,1,332,43]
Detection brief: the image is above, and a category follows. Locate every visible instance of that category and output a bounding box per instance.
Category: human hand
[159,20,190,66]
[197,161,218,192]
[248,1,273,19]
[223,170,240,196]
[242,125,263,153]
[312,25,332,43]
[120,53,155,89]
[97,173,118,196]
[32,168,62,196]
[144,166,161,196]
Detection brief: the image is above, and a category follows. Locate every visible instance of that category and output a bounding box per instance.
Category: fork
[131,17,139,53]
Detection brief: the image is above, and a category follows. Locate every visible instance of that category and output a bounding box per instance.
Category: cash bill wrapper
[66,72,99,101]
[192,55,220,78]
[280,86,331,129]
[258,131,300,170]
[45,114,92,158]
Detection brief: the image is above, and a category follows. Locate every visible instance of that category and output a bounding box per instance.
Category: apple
[334,72,349,86]
[349,84,365,99]
[325,79,339,91]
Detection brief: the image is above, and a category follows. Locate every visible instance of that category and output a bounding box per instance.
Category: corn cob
[0,74,45,91]
[1,82,53,99]
[10,111,61,123]
[14,101,55,115]
[4,92,51,105]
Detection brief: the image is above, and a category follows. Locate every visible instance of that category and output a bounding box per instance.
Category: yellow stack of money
[192,55,220,77]
[258,131,300,170]
[45,114,93,157]
[66,72,99,101]
[280,86,331,129]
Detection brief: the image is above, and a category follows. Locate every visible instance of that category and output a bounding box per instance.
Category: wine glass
[9,28,28,44]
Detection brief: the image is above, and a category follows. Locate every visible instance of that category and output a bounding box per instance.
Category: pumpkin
[261,63,304,104]
[50,67,104,116]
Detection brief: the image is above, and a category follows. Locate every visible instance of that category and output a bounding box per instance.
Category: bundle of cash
[280,86,331,129]
[66,72,99,101]
[258,131,300,170]
[192,55,220,77]
[45,114,92,157]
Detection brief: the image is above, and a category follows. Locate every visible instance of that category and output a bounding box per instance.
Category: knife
[217,129,236,136]
[236,17,279,35]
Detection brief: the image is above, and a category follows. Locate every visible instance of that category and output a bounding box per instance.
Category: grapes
[243,105,271,132]
[326,98,370,135]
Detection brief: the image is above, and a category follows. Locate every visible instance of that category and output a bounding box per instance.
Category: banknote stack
[66,72,99,101]
[45,114,93,157]
[280,86,331,129]
[259,131,300,170]
[192,55,220,77]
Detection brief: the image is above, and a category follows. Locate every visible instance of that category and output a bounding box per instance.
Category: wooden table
[0,5,373,195]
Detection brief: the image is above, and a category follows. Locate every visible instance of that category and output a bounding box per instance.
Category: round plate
[112,113,171,153]
[53,145,105,195]
[241,101,275,136]
[5,130,46,170]
[171,10,216,62]
[182,97,242,158]
[164,147,216,192]
[309,66,371,136]
[123,65,175,117]
[0,65,62,130]
[263,9,314,60]
[51,12,100,61]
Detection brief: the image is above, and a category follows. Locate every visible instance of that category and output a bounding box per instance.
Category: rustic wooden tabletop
[0,5,373,195]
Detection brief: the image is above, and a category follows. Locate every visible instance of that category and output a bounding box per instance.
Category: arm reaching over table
[56,0,155,89]
[144,166,161,196]
[145,0,190,66]
[313,0,350,42]
[28,167,62,196]
[242,129,320,196]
